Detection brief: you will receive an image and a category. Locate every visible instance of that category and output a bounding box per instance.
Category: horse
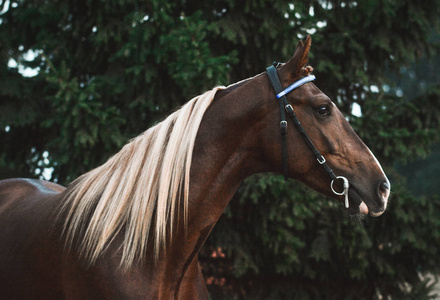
[0,36,390,299]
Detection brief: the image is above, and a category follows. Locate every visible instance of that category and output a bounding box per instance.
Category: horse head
[260,36,390,216]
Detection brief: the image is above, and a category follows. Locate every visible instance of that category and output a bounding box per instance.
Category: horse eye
[316,106,329,116]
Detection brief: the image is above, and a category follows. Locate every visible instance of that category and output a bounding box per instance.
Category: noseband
[266,64,350,208]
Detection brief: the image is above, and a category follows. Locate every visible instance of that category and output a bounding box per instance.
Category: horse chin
[369,208,385,217]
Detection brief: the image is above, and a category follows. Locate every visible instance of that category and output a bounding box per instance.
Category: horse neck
[150,75,274,298]
[177,74,271,259]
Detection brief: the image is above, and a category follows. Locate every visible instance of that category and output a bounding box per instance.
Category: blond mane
[60,87,222,268]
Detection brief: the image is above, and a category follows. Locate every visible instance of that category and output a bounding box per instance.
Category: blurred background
[1,0,439,298]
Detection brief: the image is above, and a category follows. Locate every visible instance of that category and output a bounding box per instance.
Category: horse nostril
[378,180,391,202]
[381,181,390,191]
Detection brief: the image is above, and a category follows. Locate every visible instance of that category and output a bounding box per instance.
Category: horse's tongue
[359,202,369,215]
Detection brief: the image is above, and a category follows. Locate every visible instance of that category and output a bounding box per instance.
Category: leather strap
[266,64,289,180]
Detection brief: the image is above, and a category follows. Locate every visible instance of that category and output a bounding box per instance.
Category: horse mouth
[346,187,385,217]
[357,202,384,217]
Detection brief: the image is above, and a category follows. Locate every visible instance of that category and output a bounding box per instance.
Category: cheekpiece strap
[266,64,289,180]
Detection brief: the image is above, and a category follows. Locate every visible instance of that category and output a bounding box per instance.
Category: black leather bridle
[266,63,350,208]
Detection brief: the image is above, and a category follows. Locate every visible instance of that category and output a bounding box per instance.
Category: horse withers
[0,36,390,299]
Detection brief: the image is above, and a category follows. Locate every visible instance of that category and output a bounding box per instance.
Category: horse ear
[282,35,312,79]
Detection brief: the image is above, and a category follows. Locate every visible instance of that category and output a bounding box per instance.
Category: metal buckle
[280,121,287,135]
[285,104,293,113]
[317,155,326,164]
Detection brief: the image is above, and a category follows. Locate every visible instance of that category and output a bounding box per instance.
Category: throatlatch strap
[266,64,337,182]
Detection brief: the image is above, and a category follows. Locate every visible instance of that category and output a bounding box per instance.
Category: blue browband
[276,75,316,99]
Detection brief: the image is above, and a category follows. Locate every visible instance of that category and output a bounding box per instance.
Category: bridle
[266,63,350,208]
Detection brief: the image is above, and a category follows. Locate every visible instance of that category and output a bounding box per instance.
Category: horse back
[0,178,66,299]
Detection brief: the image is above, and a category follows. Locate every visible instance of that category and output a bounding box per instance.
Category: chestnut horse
[0,36,390,299]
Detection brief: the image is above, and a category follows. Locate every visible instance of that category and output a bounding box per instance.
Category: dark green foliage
[201,173,440,299]
[396,142,440,196]
[0,0,236,182]
[1,0,440,298]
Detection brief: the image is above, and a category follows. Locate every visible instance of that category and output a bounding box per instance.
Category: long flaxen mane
[60,87,222,269]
